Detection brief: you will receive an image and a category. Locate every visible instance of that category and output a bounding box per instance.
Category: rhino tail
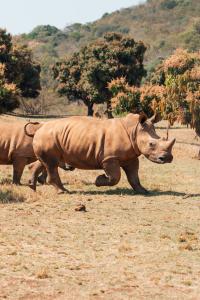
[24,121,42,137]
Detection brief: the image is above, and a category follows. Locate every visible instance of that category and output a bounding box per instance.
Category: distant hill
[15,0,200,86]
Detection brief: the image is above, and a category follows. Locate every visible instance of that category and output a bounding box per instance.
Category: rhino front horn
[167,138,176,149]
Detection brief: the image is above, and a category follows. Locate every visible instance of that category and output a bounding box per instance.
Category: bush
[108,78,166,117]
[161,0,178,10]
[27,25,60,40]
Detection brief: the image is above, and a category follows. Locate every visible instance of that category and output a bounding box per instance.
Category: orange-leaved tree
[109,49,200,138]
[152,49,200,135]
[108,77,167,118]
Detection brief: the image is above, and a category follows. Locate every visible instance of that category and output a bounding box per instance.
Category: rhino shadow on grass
[70,188,198,198]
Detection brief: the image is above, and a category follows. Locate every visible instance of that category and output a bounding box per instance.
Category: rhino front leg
[123,158,148,194]
[95,160,121,187]
[38,155,68,194]
[12,158,27,185]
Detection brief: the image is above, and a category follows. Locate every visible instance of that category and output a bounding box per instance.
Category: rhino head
[131,114,175,164]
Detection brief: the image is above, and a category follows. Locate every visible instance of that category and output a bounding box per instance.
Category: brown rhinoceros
[28,113,176,193]
[30,114,175,193]
[0,120,73,185]
[0,121,42,184]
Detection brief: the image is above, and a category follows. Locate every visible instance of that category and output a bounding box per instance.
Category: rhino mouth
[148,154,173,164]
[149,155,173,164]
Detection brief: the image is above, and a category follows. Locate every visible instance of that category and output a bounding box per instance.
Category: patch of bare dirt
[0,126,199,299]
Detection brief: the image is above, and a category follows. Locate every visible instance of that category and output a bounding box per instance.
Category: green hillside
[15,0,200,86]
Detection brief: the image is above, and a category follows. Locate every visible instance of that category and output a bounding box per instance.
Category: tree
[25,25,60,40]
[108,77,142,115]
[0,29,41,113]
[152,49,200,135]
[52,32,146,116]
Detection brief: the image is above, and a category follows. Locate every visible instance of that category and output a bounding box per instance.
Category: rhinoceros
[28,113,175,194]
[0,120,73,185]
[0,121,43,184]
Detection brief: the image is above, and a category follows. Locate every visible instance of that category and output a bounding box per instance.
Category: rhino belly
[59,126,104,170]
[0,142,34,164]
[63,152,101,170]
[61,143,102,170]
[0,143,12,164]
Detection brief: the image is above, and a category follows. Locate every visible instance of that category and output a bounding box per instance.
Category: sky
[0,0,146,35]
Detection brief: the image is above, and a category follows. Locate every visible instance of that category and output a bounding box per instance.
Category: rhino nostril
[158,156,165,162]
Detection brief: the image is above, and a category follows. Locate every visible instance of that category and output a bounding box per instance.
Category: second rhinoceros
[0,120,73,185]
[28,113,175,193]
[0,120,42,184]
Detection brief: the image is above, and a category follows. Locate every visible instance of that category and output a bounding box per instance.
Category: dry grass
[0,125,199,299]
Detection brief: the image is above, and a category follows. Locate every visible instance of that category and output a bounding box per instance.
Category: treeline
[1,28,200,136]
[16,0,200,88]
[53,33,200,136]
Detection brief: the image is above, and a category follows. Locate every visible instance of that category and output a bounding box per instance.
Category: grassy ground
[0,123,199,300]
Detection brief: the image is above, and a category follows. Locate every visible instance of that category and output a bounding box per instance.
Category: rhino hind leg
[28,161,47,185]
[38,155,68,194]
[95,160,121,187]
[12,158,27,185]
[37,171,47,184]
[28,160,44,191]
[122,158,148,194]
[45,164,68,194]
[37,164,74,184]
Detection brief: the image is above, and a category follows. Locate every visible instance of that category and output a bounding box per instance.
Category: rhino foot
[95,174,107,187]
[29,184,36,191]
[134,186,149,195]
[57,188,71,195]
[37,175,46,185]
[13,182,21,186]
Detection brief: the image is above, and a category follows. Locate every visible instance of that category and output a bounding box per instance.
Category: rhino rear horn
[139,112,148,125]
[149,113,162,124]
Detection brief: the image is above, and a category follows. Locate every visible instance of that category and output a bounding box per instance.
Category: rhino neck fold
[120,119,141,157]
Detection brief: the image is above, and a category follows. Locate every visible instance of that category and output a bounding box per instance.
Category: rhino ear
[24,122,41,137]
[149,113,162,124]
[138,112,148,125]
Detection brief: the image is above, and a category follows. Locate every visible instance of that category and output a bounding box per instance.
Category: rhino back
[0,122,34,163]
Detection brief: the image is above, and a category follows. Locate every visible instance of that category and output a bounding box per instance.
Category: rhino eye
[149,142,156,148]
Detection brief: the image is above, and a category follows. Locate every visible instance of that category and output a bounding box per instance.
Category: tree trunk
[106,101,113,119]
[87,103,94,116]
[166,122,170,141]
